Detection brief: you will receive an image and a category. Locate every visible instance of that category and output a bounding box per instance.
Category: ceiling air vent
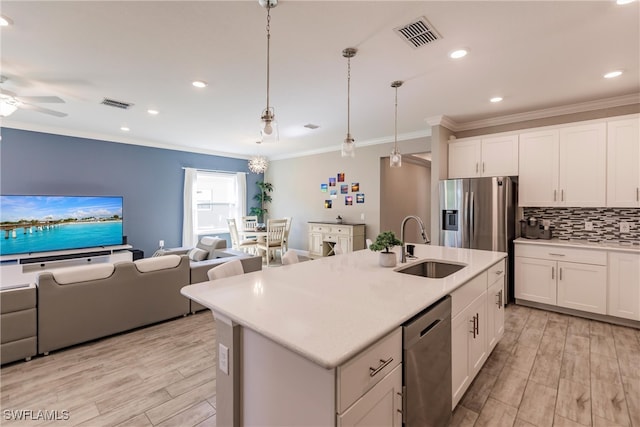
[101,98,134,109]
[395,17,441,49]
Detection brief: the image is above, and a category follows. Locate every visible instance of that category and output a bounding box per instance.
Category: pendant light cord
[347,55,351,136]
[394,85,398,149]
[265,5,271,111]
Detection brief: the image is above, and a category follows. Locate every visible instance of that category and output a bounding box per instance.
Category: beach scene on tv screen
[0,196,123,256]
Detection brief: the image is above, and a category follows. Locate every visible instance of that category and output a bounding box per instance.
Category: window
[195,172,239,233]
[183,169,246,246]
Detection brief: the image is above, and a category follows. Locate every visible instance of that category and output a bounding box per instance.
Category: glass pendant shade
[342,134,355,158]
[390,148,402,168]
[260,107,278,143]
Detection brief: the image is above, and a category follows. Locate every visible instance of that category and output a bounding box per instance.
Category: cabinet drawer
[337,327,402,413]
[487,260,506,284]
[451,272,488,318]
[333,227,352,236]
[310,225,328,233]
[515,244,606,265]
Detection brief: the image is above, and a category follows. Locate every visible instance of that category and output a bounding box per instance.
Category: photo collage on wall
[321,172,365,209]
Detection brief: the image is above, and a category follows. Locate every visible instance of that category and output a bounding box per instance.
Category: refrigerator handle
[463,191,469,248]
[470,191,475,247]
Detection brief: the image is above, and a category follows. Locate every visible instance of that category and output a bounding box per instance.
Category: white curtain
[182,168,198,247]
[234,172,247,222]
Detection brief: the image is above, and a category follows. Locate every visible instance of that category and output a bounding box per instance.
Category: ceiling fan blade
[17,95,65,104]
[20,103,68,117]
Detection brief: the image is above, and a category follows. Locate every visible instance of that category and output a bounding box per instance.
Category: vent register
[101,98,133,109]
[395,17,441,48]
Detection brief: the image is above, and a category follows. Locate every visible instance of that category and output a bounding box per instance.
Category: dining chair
[242,215,259,231]
[207,259,245,280]
[333,243,344,255]
[227,218,258,254]
[281,250,299,265]
[366,238,373,250]
[256,218,287,267]
[282,217,293,252]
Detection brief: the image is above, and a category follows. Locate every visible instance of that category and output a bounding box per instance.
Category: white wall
[266,137,430,253]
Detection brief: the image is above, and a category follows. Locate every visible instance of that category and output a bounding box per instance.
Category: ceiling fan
[0,79,68,118]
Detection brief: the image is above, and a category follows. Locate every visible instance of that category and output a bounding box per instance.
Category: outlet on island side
[620,222,630,233]
[159,239,165,249]
[585,222,593,231]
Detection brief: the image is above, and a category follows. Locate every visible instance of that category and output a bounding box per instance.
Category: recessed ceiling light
[490,97,503,103]
[616,0,635,5]
[120,126,130,132]
[192,80,208,88]
[0,15,13,26]
[147,109,159,115]
[449,49,468,59]
[604,70,623,79]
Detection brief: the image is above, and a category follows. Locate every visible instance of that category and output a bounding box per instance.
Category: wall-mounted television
[0,195,124,256]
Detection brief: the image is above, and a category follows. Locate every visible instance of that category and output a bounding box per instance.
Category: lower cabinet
[451,270,492,409]
[515,257,557,305]
[556,261,607,314]
[608,252,640,320]
[337,364,403,427]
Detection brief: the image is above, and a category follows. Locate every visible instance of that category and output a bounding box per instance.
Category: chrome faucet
[400,215,430,263]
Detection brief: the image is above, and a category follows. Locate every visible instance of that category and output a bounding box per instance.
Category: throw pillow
[188,247,209,262]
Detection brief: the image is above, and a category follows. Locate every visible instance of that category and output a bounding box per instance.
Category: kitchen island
[181,244,506,426]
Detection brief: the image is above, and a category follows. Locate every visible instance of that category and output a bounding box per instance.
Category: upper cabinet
[607,117,640,207]
[519,122,607,207]
[448,134,518,178]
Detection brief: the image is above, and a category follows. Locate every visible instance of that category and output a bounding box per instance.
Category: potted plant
[369,231,403,267]
[249,181,273,224]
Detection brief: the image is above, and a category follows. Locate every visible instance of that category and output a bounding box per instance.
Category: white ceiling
[1,0,638,160]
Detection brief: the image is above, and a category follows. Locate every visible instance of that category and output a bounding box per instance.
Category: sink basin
[396,260,466,279]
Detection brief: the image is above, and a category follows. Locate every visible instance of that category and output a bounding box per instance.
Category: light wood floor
[1,305,639,426]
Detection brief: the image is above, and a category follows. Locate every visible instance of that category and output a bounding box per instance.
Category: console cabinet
[448,134,518,178]
[308,223,365,258]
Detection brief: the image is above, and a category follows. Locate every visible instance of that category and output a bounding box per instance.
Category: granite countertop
[515,237,640,253]
[181,244,506,369]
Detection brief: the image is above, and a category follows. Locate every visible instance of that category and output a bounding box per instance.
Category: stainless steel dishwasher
[403,295,452,426]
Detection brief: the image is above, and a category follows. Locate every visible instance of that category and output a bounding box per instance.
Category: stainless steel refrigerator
[439,177,517,302]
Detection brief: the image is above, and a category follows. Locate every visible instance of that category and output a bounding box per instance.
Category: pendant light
[248,141,269,174]
[390,80,403,168]
[259,0,278,142]
[341,47,357,158]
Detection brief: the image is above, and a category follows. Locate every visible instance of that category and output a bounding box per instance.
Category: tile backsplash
[522,207,640,243]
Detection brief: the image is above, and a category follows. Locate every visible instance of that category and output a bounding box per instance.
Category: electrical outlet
[361,213,365,221]
[219,343,229,375]
[159,239,165,248]
[584,222,593,231]
[620,222,630,233]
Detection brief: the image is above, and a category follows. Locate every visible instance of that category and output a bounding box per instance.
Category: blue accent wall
[0,128,262,258]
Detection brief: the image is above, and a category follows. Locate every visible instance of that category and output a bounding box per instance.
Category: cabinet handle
[559,267,563,281]
[482,162,485,173]
[637,187,639,202]
[496,290,503,309]
[369,357,393,377]
[475,313,480,335]
[549,253,566,257]
[495,270,503,275]
[476,162,479,173]
[469,318,476,338]
[554,189,557,201]
[561,189,565,201]
[552,266,555,280]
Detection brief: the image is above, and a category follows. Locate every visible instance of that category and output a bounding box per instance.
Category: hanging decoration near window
[248,140,268,174]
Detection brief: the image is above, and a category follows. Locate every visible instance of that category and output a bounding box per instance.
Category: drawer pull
[548,253,566,257]
[495,270,503,275]
[369,357,393,377]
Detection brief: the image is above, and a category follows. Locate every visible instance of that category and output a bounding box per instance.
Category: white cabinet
[608,252,640,320]
[448,134,518,178]
[337,328,402,426]
[519,122,607,207]
[451,271,488,408]
[515,243,608,315]
[308,223,365,258]
[486,261,505,353]
[337,364,403,427]
[607,117,640,207]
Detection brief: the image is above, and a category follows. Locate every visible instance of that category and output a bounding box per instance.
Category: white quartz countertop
[181,245,506,369]
[515,237,640,253]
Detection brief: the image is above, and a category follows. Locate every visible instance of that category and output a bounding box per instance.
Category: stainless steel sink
[396,260,466,279]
